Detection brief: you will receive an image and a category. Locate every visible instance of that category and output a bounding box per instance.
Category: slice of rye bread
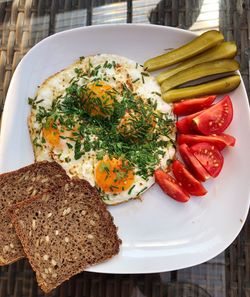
[9,178,121,293]
[0,161,70,265]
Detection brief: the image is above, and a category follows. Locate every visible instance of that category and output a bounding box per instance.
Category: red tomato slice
[192,95,233,135]
[173,96,216,116]
[190,142,224,177]
[177,133,236,151]
[154,169,190,202]
[176,110,203,134]
[172,160,207,196]
[179,144,210,182]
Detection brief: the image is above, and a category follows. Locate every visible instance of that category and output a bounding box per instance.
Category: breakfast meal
[0,29,241,292]
[28,54,176,205]
[9,179,121,293]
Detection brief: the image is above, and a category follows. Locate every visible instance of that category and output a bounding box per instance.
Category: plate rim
[1,24,250,274]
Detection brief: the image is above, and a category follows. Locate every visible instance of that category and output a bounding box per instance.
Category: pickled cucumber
[157,42,237,84]
[162,75,241,103]
[144,30,224,72]
[161,59,239,93]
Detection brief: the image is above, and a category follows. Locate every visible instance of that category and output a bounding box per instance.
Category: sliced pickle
[157,42,237,84]
[162,75,241,103]
[161,59,239,93]
[144,30,224,72]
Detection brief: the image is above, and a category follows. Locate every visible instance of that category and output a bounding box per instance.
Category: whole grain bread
[9,178,121,293]
[0,161,70,265]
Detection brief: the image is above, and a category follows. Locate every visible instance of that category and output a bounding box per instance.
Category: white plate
[1,24,250,274]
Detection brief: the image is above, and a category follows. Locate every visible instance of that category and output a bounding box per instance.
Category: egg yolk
[83,81,115,117]
[95,158,135,193]
[117,110,156,140]
[42,124,60,147]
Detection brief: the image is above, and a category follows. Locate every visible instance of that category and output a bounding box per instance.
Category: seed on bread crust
[9,178,121,293]
[32,220,36,230]
[3,246,9,253]
[0,161,70,266]
[62,207,71,216]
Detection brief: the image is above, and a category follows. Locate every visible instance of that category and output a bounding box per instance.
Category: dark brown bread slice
[9,178,121,293]
[0,161,70,265]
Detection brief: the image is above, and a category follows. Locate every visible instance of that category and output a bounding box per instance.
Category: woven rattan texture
[149,0,203,29]
[0,0,205,111]
[0,0,250,297]
[218,1,250,296]
[0,260,213,297]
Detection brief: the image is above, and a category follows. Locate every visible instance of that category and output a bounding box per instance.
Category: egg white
[29,54,176,204]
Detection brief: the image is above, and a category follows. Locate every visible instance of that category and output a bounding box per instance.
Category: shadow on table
[0,259,212,297]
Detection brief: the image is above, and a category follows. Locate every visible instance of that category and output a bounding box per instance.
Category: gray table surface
[0,1,249,296]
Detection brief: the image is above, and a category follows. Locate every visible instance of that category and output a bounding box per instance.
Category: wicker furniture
[0,1,249,296]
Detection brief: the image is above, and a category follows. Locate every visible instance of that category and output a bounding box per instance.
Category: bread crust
[0,161,70,266]
[9,178,121,293]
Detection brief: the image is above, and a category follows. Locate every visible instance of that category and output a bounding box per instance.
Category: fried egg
[28,54,176,205]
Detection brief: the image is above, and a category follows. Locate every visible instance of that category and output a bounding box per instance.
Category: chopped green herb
[137,187,148,196]
[109,185,119,191]
[96,151,105,160]
[65,157,71,163]
[141,72,150,77]
[128,185,135,195]
[28,97,34,105]
[151,91,161,96]
[99,162,110,174]
[29,65,175,180]
[74,140,83,160]
[66,142,73,149]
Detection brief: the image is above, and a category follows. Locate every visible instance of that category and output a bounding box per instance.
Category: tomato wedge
[154,169,190,202]
[192,95,233,135]
[173,96,216,116]
[177,133,236,151]
[176,110,203,134]
[190,142,224,177]
[172,160,207,196]
[179,144,210,182]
